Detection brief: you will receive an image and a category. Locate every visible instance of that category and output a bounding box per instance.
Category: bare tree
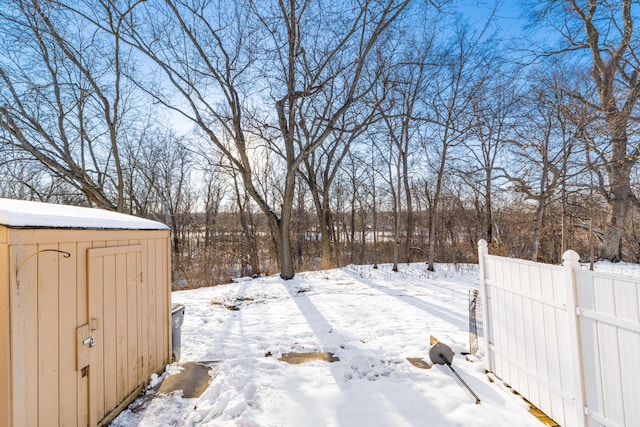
[374,37,435,265]
[422,21,491,271]
[0,0,143,211]
[250,0,411,277]
[531,0,640,261]
[459,70,518,246]
[297,118,375,269]
[137,131,195,256]
[86,0,411,279]
[230,167,261,277]
[508,69,579,261]
[361,135,384,269]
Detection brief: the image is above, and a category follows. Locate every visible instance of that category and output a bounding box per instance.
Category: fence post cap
[562,250,580,266]
[478,239,488,249]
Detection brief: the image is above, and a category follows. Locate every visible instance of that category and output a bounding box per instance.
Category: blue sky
[458,0,526,38]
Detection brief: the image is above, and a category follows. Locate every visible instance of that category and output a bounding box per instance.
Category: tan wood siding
[76,241,91,427]
[58,242,80,427]
[139,239,149,380]
[0,239,10,427]
[9,229,168,245]
[127,247,143,390]
[88,240,105,426]
[4,229,170,427]
[101,247,117,420]
[11,243,39,427]
[88,243,166,426]
[146,238,157,377]
[157,239,169,368]
[38,244,60,424]
[161,239,172,363]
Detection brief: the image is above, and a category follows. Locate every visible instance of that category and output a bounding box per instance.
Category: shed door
[87,245,144,425]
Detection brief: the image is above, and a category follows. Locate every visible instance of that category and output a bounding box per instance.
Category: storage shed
[0,198,171,427]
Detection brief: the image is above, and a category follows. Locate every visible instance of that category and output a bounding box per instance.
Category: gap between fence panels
[486,370,561,426]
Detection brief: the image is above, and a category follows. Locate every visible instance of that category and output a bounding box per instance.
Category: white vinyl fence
[478,240,640,427]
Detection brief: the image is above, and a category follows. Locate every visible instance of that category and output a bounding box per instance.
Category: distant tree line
[1,0,639,286]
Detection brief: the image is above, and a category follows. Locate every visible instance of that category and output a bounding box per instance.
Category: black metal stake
[439,353,481,405]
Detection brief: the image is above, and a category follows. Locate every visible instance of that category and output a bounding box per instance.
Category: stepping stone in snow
[278,352,340,364]
[157,361,218,398]
[406,358,432,369]
[110,361,218,426]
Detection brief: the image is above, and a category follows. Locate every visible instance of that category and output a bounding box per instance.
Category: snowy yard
[112,263,542,427]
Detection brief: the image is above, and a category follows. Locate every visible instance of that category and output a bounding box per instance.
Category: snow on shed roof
[0,198,169,230]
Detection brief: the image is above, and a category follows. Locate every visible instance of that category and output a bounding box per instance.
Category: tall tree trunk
[600,160,632,261]
[350,189,357,265]
[484,174,493,243]
[372,165,379,269]
[319,199,333,269]
[236,182,260,277]
[427,141,448,272]
[531,159,550,261]
[333,214,342,268]
[279,169,296,279]
[568,0,639,261]
[246,202,261,276]
[531,196,545,262]
[303,162,334,270]
[392,152,401,272]
[402,148,414,263]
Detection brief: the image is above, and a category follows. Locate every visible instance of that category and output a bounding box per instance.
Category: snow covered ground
[111,263,543,427]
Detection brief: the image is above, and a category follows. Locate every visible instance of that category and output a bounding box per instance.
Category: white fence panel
[482,252,578,427]
[479,240,640,427]
[575,270,640,427]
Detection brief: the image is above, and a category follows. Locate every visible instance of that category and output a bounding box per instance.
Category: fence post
[562,250,587,427]
[477,239,492,372]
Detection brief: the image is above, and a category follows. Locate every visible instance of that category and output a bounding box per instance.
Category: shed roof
[0,198,169,230]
